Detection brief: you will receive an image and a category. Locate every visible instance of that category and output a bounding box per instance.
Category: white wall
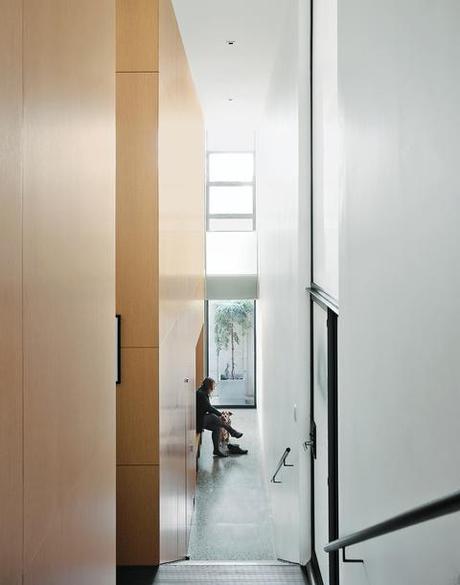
[206,128,254,152]
[312,0,339,300]
[256,0,311,565]
[338,1,460,584]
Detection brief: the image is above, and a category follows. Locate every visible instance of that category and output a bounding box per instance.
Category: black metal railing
[271,447,294,484]
[325,488,460,553]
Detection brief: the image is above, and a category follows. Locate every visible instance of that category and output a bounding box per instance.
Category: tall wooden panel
[117,0,159,73]
[116,73,159,348]
[159,0,205,563]
[117,348,159,465]
[0,2,23,583]
[116,0,160,566]
[22,1,116,584]
[116,465,159,565]
[116,0,204,565]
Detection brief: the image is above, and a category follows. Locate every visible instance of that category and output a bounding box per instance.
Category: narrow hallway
[188,409,276,560]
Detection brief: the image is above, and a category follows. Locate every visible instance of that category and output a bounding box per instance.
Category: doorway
[310,294,339,585]
[206,299,257,408]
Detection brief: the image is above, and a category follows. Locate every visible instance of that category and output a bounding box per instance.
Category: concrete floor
[187,409,277,561]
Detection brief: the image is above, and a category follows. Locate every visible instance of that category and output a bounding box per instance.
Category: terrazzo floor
[187,408,277,561]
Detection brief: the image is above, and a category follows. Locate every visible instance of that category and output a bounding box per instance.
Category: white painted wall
[206,128,254,153]
[312,0,339,300]
[338,1,460,584]
[256,0,311,565]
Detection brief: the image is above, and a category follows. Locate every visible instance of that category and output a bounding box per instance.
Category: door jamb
[309,298,339,585]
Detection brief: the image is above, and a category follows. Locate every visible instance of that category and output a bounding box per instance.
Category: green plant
[214,301,253,380]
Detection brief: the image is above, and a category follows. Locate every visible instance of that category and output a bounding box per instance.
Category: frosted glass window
[206,232,257,275]
[312,0,339,300]
[208,153,254,182]
[209,186,253,215]
[208,218,254,232]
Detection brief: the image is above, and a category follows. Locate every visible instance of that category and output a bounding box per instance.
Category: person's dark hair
[200,377,215,394]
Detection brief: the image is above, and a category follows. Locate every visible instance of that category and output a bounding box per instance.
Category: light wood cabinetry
[117,348,159,465]
[0,1,116,584]
[116,0,204,566]
[22,2,116,583]
[158,0,205,562]
[116,465,159,565]
[116,0,160,566]
[117,0,159,72]
[0,3,23,583]
[116,73,159,348]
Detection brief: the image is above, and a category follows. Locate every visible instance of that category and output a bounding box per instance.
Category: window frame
[205,298,257,409]
[206,151,256,232]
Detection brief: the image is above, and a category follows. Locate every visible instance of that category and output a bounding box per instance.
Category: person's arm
[204,393,222,417]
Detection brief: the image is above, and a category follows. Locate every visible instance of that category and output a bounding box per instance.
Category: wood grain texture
[116,72,159,349]
[22,1,116,583]
[116,0,159,73]
[158,0,205,346]
[116,465,159,565]
[117,348,159,465]
[158,0,205,563]
[116,0,161,565]
[0,2,23,583]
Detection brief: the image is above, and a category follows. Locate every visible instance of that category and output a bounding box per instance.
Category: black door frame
[204,299,257,409]
[309,292,339,585]
[309,0,340,579]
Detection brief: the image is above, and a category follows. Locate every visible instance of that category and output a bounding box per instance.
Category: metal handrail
[271,447,294,484]
[325,488,460,553]
[307,285,339,315]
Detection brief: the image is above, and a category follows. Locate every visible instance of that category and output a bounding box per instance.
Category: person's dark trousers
[202,413,240,452]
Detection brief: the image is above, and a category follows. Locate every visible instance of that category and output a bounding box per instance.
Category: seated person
[196,377,243,457]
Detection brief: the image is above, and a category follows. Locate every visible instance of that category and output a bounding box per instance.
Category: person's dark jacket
[196,388,221,432]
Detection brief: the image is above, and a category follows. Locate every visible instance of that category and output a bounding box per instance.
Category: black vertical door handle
[116,314,121,384]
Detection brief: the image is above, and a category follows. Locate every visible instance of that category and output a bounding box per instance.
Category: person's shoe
[232,431,243,439]
[227,444,248,455]
[213,450,228,457]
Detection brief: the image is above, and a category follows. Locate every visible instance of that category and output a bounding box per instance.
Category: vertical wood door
[22,1,116,583]
[116,72,159,349]
[158,0,205,563]
[115,0,160,566]
[0,2,23,583]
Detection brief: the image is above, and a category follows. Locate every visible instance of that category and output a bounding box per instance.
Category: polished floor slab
[188,409,276,561]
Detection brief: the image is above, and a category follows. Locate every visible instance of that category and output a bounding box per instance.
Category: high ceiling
[172,0,289,149]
